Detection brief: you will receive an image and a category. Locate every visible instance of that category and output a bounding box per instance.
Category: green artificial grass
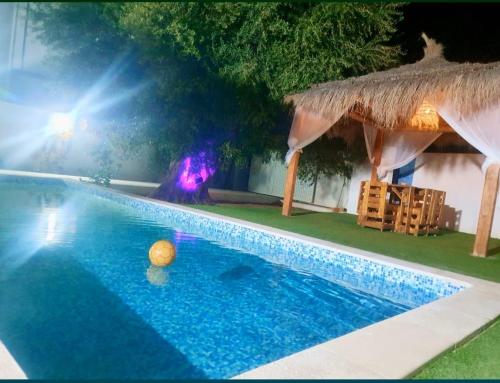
[414,320,500,379]
[190,204,500,379]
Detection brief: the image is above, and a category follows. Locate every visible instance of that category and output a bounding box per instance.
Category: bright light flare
[0,196,78,277]
[47,113,75,139]
[45,209,58,243]
[39,199,77,246]
[0,54,148,167]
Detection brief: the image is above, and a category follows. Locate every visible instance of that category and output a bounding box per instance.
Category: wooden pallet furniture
[357,181,446,236]
[357,181,398,231]
[397,187,432,236]
[426,189,446,235]
[391,185,412,233]
[396,187,446,236]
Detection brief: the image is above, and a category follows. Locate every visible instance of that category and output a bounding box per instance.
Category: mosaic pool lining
[59,178,467,308]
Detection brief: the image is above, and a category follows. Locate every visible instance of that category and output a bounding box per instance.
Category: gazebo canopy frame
[282,34,500,257]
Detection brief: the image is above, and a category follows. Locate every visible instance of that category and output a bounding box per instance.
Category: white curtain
[437,101,500,173]
[364,124,441,178]
[285,106,347,164]
[286,102,500,175]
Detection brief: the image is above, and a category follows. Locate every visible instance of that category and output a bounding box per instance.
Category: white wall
[345,161,394,214]
[345,161,371,214]
[0,3,14,73]
[412,153,500,236]
[248,155,350,208]
[0,100,159,182]
[0,2,49,74]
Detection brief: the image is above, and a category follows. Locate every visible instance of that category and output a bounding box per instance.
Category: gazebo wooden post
[282,150,301,216]
[370,129,384,182]
[472,163,500,257]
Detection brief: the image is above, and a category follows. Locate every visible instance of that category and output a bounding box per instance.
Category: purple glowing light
[176,152,216,192]
[174,230,198,244]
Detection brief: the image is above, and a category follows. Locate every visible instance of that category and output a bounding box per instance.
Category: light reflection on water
[0,187,78,275]
[39,206,77,246]
[146,265,169,286]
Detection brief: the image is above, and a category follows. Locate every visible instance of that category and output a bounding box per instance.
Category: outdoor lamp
[47,112,75,139]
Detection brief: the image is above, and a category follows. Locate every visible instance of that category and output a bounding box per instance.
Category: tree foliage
[121,3,401,97]
[32,2,402,185]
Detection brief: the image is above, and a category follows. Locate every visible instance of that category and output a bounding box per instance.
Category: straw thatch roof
[287,34,500,131]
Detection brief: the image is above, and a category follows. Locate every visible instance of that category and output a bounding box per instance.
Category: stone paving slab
[0,341,26,379]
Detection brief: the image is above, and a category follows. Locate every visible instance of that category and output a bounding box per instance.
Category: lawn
[191,203,500,379]
[414,319,500,379]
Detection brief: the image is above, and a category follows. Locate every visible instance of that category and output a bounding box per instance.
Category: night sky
[399,3,500,63]
[397,3,499,153]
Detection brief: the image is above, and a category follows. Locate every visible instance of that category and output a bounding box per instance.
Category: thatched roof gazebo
[282,34,500,257]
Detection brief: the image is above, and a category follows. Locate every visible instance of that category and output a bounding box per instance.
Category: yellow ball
[149,240,176,267]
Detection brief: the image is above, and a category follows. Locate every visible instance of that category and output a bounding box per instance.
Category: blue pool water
[0,179,415,378]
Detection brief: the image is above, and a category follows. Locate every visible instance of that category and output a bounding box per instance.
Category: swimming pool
[0,176,464,379]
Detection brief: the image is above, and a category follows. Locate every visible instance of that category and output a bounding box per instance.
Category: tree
[121,3,401,97]
[120,2,401,173]
[32,2,402,202]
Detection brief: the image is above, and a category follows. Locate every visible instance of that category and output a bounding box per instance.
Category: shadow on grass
[487,245,500,257]
[0,249,206,379]
[290,210,319,216]
[422,228,458,237]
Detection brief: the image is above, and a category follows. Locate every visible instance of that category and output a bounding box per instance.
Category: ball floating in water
[149,240,176,267]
